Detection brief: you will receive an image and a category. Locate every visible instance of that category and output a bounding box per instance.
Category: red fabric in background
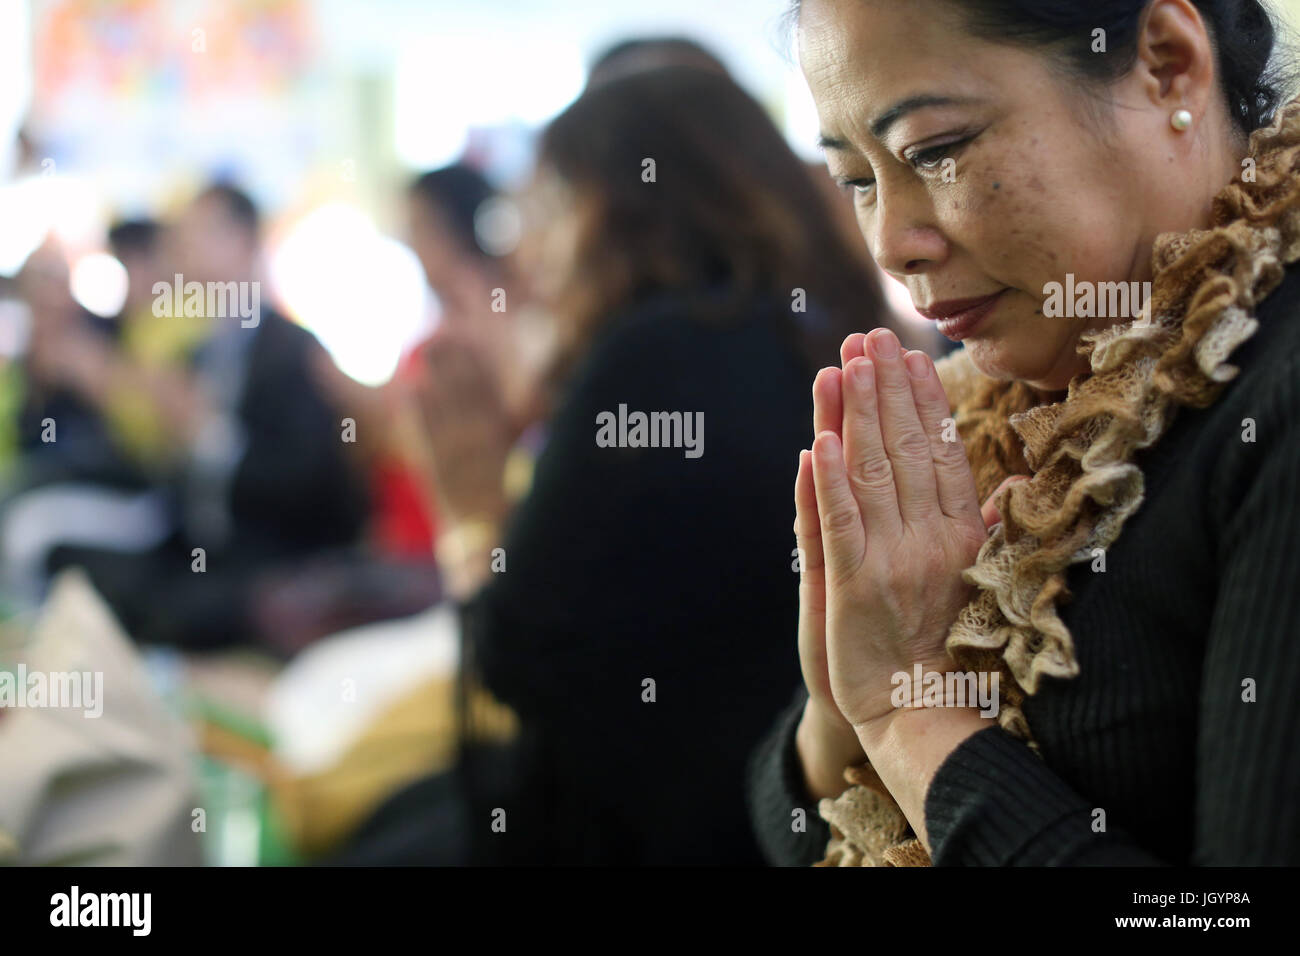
[368,335,439,558]
[370,455,437,558]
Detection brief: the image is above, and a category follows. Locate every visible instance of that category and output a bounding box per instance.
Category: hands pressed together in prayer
[412,328,517,598]
[794,326,1025,849]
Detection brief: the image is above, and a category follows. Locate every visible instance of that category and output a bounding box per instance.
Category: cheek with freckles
[935,135,1064,296]
[933,138,1111,380]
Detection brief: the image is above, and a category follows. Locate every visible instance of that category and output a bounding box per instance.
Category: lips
[917,290,1007,341]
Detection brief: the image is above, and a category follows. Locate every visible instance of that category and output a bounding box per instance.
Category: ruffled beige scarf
[817,95,1300,866]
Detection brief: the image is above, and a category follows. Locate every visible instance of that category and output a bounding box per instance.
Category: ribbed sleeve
[1195,348,1300,863]
[745,687,831,866]
[924,726,1162,865]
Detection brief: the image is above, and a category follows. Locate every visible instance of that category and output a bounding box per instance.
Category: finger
[425,346,468,420]
[429,337,471,385]
[840,356,903,539]
[424,337,453,382]
[430,339,491,416]
[794,449,825,575]
[981,474,1030,530]
[903,348,983,527]
[840,332,867,367]
[421,341,463,418]
[414,372,445,432]
[454,341,499,407]
[813,366,843,439]
[811,430,866,578]
[866,327,938,525]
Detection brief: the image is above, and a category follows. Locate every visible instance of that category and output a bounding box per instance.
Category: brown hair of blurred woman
[586,35,730,88]
[532,65,902,390]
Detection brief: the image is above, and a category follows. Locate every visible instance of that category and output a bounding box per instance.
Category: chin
[966,336,1078,391]
[963,338,1023,383]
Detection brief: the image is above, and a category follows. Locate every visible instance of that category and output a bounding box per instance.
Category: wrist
[438,486,509,533]
[796,698,866,802]
[851,655,994,735]
[846,706,989,853]
[853,704,989,765]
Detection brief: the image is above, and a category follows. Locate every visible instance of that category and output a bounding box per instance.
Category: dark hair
[588,36,729,87]
[537,65,892,381]
[789,0,1289,136]
[409,163,498,260]
[196,182,260,237]
[107,218,160,260]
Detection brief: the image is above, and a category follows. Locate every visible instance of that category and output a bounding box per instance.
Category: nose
[867,180,947,279]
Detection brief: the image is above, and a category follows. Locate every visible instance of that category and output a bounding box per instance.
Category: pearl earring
[1171,109,1193,131]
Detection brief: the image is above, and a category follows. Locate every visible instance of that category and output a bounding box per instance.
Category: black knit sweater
[461,290,810,864]
[747,261,1300,867]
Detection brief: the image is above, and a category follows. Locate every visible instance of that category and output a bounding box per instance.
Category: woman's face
[799,0,1200,391]
[407,197,463,298]
[515,165,584,311]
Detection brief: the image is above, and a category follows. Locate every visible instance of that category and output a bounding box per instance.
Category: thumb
[981,475,1029,530]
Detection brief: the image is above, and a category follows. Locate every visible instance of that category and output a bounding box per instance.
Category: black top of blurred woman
[586,35,730,89]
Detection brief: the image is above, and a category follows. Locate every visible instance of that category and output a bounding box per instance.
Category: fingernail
[814,430,841,459]
[872,329,899,358]
[904,351,930,380]
[813,366,838,395]
[852,358,874,389]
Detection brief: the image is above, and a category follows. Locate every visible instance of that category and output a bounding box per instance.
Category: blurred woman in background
[406,164,542,423]
[312,163,540,561]
[339,64,916,864]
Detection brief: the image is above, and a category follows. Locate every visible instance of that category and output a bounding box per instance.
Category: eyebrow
[817,94,976,150]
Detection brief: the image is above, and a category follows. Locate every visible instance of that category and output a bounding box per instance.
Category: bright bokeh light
[270,203,431,385]
[0,178,53,277]
[475,196,523,256]
[0,299,31,360]
[70,252,129,318]
[0,174,106,278]
[393,32,585,170]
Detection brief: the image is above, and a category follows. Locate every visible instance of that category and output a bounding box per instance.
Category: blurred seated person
[336,66,911,865]
[10,237,136,489]
[95,217,215,469]
[312,163,545,562]
[0,239,166,605]
[40,183,370,649]
[406,164,543,429]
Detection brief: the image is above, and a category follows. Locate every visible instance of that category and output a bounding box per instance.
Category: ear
[1133,0,1218,116]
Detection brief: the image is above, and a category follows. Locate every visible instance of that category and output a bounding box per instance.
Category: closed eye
[836,177,876,197]
[905,132,977,172]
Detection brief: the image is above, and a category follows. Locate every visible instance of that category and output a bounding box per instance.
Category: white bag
[0,569,203,865]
